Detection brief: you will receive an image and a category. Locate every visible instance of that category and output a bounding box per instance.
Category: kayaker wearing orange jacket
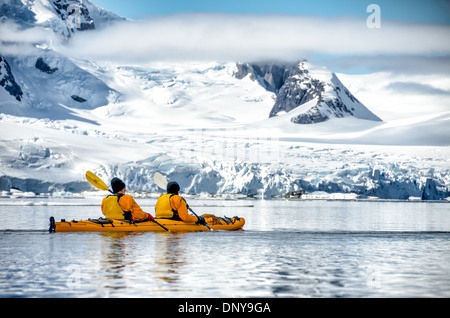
[155,181,202,223]
[101,177,154,222]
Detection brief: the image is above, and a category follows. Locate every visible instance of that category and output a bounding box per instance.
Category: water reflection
[95,232,191,295]
[153,233,188,288]
[99,232,139,292]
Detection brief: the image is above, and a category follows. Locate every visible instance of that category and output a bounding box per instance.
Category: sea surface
[0,198,449,298]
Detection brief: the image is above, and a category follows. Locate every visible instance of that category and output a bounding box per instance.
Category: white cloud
[58,13,450,63]
[0,21,59,56]
[314,54,450,75]
[386,81,450,96]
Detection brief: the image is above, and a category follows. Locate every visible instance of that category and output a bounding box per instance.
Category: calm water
[0,198,449,298]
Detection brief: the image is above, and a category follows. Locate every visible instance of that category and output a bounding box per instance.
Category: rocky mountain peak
[51,0,96,35]
[235,61,382,124]
[0,0,123,37]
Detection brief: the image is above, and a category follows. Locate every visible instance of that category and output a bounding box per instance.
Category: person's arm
[171,195,198,222]
[121,195,153,221]
[101,197,106,215]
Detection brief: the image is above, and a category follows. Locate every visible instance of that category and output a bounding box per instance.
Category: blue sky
[94,0,450,24]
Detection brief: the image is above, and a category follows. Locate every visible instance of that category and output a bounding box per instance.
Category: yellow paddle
[86,171,170,232]
[86,171,111,192]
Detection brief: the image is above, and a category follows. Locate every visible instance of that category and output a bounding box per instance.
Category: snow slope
[1,52,119,120]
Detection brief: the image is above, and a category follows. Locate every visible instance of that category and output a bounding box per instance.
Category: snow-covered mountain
[0,0,123,35]
[0,0,449,200]
[235,61,382,124]
[0,0,122,119]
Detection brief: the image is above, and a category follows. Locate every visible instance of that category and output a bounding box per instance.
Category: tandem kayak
[49,215,245,233]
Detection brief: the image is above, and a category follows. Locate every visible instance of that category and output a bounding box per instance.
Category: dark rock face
[51,0,95,34]
[71,95,87,103]
[35,57,58,74]
[270,71,325,118]
[235,62,293,93]
[0,56,23,102]
[291,106,328,124]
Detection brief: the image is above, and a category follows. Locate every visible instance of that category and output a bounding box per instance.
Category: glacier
[0,0,449,201]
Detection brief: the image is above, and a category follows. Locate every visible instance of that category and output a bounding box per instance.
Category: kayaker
[155,181,206,224]
[101,177,154,222]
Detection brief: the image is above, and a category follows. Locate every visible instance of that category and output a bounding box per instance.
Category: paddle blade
[86,171,110,191]
[153,172,168,190]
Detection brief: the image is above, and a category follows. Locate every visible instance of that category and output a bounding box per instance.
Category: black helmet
[167,181,180,194]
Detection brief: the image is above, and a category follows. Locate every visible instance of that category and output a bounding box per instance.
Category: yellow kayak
[49,215,245,233]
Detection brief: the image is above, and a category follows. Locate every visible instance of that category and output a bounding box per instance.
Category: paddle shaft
[188,207,212,230]
[151,219,170,232]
